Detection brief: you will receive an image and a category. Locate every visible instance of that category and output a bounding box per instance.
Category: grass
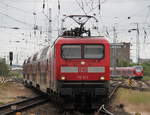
[111,76,124,80]
[114,88,150,112]
[128,91,150,104]
[143,76,150,81]
[116,88,150,104]
[0,102,5,105]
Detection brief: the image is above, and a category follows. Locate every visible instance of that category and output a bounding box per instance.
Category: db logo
[80,67,87,72]
[82,76,88,79]
[77,76,82,79]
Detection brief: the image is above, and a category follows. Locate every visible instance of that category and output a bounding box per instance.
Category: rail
[95,104,114,115]
[0,95,48,115]
[94,80,123,115]
[109,80,123,99]
[120,79,150,91]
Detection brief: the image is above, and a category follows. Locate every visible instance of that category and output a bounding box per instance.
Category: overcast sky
[0,0,150,64]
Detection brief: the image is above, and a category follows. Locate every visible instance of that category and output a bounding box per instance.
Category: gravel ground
[0,82,149,115]
[21,103,60,115]
[0,82,37,105]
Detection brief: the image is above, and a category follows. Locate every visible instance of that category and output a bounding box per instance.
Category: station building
[110,42,130,67]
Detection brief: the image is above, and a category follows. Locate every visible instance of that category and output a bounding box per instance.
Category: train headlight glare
[100,76,105,80]
[61,76,66,80]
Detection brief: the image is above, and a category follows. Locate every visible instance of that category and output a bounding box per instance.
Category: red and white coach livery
[110,66,144,79]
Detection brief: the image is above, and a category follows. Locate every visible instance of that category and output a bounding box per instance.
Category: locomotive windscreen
[62,45,81,59]
[84,45,104,59]
[61,44,104,59]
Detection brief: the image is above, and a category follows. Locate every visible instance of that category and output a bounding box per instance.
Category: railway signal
[9,51,13,66]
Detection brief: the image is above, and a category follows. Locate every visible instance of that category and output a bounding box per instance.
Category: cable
[75,0,87,15]
[0,1,31,13]
[86,0,106,15]
[0,11,32,27]
[5,0,41,3]
[83,0,93,12]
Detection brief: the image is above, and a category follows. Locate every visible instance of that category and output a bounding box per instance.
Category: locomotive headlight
[100,76,105,80]
[61,76,66,80]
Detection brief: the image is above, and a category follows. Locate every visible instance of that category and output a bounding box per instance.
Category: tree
[0,61,10,83]
[141,62,150,76]
[117,60,130,67]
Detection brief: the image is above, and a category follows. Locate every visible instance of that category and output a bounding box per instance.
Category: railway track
[62,80,123,115]
[119,79,150,91]
[141,80,150,87]
[109,81,123,99]
[0,95,49,115]
[94,80,124,115]
[7,79,147,115]
[94,78,150,115]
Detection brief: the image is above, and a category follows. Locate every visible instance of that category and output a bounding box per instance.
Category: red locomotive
[110,66,144,79]
[23,15,110,110]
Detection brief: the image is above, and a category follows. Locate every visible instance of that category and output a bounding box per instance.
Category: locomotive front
[54,15,110,109]
[54,37,110,109]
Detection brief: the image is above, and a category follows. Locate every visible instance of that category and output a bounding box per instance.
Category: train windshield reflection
[61,44,104,59]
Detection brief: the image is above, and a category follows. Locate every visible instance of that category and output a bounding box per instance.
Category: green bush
[0,61,10,77]
[141,62,150,76]
[8,71,22,78]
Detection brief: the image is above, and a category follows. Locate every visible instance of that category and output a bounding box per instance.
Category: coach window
[33,53,38,61]
[27,57,31,63]
[40,46,49,59]
[27,74,29,80]
[116,70,121,75]
[84,45,104,59]
[62,45,81,59]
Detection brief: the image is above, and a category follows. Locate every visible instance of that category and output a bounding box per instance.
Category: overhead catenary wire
[0,1,31,13]
[83,0,93,11]
[75,0,87,15]
[0,1,49,43]
[0,11,32,27]
[0,0,49,32]
[74,0,107,15]
[5,0,41,3]
[0,0,53,63]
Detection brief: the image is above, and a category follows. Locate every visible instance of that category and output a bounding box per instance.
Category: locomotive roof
[55,37,109,44]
